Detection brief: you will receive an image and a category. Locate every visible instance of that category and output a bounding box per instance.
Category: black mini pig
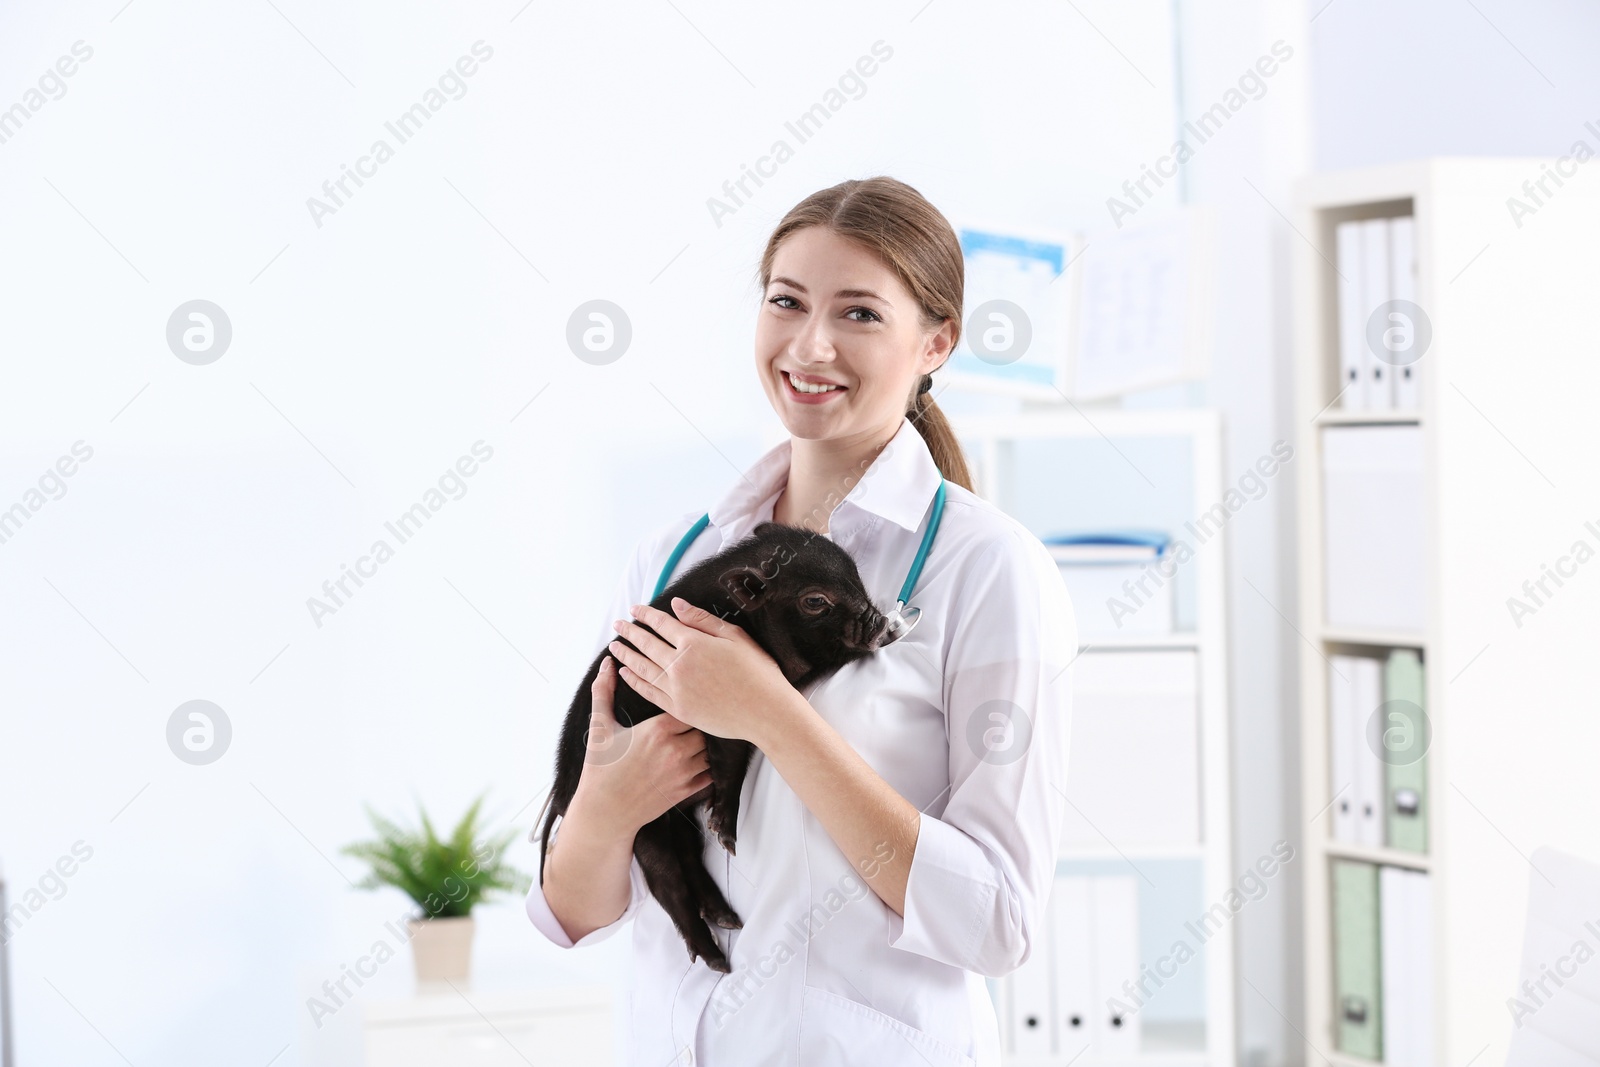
[537,521,893,973]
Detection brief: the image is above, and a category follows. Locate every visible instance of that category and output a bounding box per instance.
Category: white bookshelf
[953,408,1236,1067]
[1293,159,1600,1065]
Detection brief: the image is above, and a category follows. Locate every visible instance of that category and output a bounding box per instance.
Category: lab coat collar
[707,416,945,536]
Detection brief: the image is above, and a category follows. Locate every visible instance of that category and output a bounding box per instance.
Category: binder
[1407,871,1434,1067]
[1380,867,1432,1067]
[1331,859,1384,1059]
[1328,655,1359,843]
[1091,876,1141,1055]
[1051,877,1095,1060]
[1383,650,1429,853]
[1388,217,1422,410]
[1009,885,1055,1055]
[1379,867,1409,1067]
[1352,656,1385,848]
[1336,221,1366,409]
[1360,218,1393,410]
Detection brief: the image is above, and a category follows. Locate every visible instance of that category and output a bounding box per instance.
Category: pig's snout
[846,607,895,652]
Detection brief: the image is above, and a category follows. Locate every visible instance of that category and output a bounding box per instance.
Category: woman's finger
[608,639,664,687]
[611,617,679,669]
[618,664,671,712]
[589,658,618,720]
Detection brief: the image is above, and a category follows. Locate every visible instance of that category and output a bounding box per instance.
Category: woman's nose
[791,319,837,364]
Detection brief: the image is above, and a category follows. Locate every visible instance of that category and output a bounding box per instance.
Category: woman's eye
[846,307,881,323]
[768,294,800,310]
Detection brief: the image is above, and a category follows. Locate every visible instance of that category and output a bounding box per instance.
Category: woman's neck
[773,418,902,533]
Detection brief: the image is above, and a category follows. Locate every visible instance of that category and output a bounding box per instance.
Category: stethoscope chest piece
[879,603,922,645]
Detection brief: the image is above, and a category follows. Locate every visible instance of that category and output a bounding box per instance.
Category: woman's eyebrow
[770,276,889,303]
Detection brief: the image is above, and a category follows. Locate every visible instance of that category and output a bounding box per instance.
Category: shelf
[957,409,1236,1067]
[1325,1051,1383,1067]
[1001,1054,1209,1067]
[1319,626,1426,649]
[1314,410,1422,426]
[1320,840,1432,872]
[1059,844,1206,863]
[1079,632,1201,652]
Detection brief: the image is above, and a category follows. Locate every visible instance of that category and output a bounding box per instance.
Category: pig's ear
[752,521,787,536]
[717,564,770,611]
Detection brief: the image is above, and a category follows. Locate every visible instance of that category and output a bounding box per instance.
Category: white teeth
[786,373,841,394]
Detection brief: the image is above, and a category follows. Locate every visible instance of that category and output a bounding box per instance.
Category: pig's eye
[800,593,832,615]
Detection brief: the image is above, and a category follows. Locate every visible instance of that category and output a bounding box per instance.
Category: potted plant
[341,793,532,984]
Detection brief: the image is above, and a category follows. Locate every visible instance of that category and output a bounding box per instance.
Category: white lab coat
[527,415,1077,1066]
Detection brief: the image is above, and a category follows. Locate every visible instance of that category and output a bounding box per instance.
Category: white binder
[1009,889,1055,1055]
[1336,220,1366,409]
[1051,877,1095,1060]
[1389,216,1422,410]
[1407,871,1434,1067]
[1360,218,1393,410]
[1353,656,1385,848]
[1091,876,1141,1055]
[1377,867,1435,1067]
[1328,654,1359,843]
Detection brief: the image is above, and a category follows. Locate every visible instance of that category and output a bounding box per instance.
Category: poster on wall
[944,207,1213,402]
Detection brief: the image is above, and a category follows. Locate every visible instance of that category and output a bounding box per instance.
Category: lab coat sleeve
[526,814,651,947]
[524,512,699,949]
[885,528,1076,978]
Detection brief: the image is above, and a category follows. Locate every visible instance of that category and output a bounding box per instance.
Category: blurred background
[2,1,1597,1065]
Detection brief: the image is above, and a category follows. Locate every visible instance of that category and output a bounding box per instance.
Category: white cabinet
[321,985,613,1067]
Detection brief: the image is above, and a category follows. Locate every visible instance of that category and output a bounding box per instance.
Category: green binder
[1332,859,1383,1059]
[1383,650,1429,853]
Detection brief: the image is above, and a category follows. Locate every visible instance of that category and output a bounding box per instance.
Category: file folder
[1383,650,1428,853]
[1009,884,1055,1055]
[1336,220,1366,409]
[1353,656,1385,848]
[1379,867,1432,1067]
[1360,218,1393,410]
[1407,871,1434,1067]
[1328,655,1359,843]
[1091,876,1141,1055]
[1051,877,1095,1060]
[1389,217,1422,410]
[1332,859,1383,1060]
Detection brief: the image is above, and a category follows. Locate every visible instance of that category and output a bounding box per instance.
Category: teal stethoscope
[651,480,948,646]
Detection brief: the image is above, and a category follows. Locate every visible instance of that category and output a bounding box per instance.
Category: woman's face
[755,226,954,447]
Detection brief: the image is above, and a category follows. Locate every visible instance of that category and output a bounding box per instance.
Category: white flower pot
[406,915,475,983]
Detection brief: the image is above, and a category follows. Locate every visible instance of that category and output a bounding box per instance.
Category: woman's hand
[569,657,711,836]
[607,597,802,747]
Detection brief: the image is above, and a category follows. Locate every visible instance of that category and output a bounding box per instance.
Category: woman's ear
[923,317,956,375]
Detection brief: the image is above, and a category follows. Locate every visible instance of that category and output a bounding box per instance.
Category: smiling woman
[529,176,1076,1067]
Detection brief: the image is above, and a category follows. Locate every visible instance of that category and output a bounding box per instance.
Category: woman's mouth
[782,370,847,404]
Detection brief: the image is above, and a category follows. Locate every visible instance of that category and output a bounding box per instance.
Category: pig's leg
[635,815,732,973]
[704,738,756,856]
[664,803,742,933]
